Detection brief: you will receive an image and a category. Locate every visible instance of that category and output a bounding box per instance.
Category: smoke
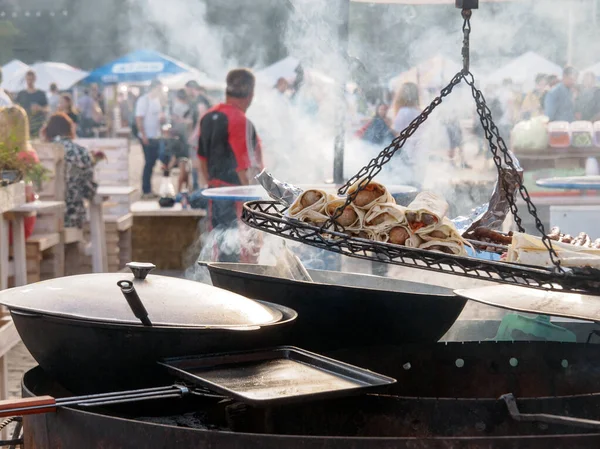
[122,0,598,275]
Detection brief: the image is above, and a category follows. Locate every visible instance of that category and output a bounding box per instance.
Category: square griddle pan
[159,346,396,407]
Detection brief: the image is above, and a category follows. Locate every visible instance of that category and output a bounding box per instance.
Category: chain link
[462,72,562,271]
[322,9,563,273]
[321,73,463,230]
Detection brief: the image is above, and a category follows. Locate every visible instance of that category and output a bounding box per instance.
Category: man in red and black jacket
[198,68,263,261]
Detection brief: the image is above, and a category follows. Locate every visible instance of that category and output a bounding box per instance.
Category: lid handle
[126,262,156,280]
[117,280,153,327]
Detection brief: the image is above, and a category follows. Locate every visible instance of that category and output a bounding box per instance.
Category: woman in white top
[388,82,425,189]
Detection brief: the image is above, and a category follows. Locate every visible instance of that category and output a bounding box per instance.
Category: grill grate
[242,201,600,295]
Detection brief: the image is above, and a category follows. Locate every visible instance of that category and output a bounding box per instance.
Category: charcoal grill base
[21,367,600,448]
[20,341,600,448]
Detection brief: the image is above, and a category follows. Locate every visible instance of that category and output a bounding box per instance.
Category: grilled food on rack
[405,191,450,232]
[347,180,394,210]
[506,233,600,268]
[287,184,469,256]
[325,199,363,230]
[288,189,332,224]
[547,227,600,249]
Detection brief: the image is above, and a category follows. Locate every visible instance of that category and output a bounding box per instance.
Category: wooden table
[88,193,110,273]
[515,147,600,171]
[11,201,65,285]
[131,201,206,269]
[0,183,26,290]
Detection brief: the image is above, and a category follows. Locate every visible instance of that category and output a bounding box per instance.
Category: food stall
[3,2,600,448]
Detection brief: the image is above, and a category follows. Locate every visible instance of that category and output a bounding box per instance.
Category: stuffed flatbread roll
[405,233,423,248]
[405,192,449,232]
[325,198,365,230]
[507,233,600,268]
[364,203,407,231]
[377,225,413,246]
[355,228,379,241]
[347,179,395,210]
[420,239,467,256]
[288,189,331,223]
[417,217,463,242]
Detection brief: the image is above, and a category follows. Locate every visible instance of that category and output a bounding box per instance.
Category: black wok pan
[9,300,296,394]
[206,263,466,350]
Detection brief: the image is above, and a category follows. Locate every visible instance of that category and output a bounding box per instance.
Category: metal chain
[321,73,463,230]
[463,72,562,271]
[322,9,563,273]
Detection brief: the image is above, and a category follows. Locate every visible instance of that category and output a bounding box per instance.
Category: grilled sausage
[389,227,410,245]
[301,191,323,208]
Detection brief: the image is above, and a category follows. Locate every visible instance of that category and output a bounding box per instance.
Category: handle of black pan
[0,396,57,418]
[502,393,600,430]
[117,280,153,327]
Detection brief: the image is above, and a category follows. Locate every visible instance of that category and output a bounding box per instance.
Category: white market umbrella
[256,56,301,87]
[3,61,89,92]
[583,62,600,77]
[389,55,461,91]
[1,60,30,87]
[160,69,225,91]
[484,51,562,91]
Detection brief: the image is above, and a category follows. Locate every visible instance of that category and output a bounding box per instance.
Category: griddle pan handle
[502,393,600,430]
[117,280,152,327]
[0,396,56,418]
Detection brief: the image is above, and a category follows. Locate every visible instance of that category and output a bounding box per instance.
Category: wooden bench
[82,213,134,273]
[21,201,66,283]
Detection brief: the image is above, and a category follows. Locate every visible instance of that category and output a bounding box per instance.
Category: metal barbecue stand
[243,0,600,295]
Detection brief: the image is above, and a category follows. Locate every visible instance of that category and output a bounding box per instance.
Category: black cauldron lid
[0,262,284,328]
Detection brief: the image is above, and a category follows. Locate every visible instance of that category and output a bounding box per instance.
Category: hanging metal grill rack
[242,0,600,295]
[242,201,600,293]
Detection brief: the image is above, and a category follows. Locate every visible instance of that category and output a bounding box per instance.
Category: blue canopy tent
[83,49,194,84]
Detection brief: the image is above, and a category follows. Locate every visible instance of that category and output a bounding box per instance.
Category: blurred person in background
[275,77,289,95]
[0,69,12,106]
[77,88,103,137]
[58,94,79,126]
[47,83,60,114]
[118,92,130,128]
[90,83,105,114]
[136,79,166,199]
[520,74,547,120]
[575,72,600,121]
[497,78,517,139]
[198,68,263,262]
[186,80,212,191]
[167,88,192,192]
[41,113,97,228]
[15,70,48,138]
[542,74,560,106]
[544,66,578,122]
[356,103,395,145]
[391,82,424,188]
[392,82,420,135]
[446,116,471,169]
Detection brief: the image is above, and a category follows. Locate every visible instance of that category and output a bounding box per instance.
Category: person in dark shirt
[544,66,578,122]
[186,80,212,190]
[575,72,600,122]
[198,68,263,262]
[15,70,48,138]
[357,103,395,145]
[58,93,79,125]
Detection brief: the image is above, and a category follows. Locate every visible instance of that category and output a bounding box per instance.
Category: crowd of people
[1,58,598,262]
[491,67,600,130]
[0,68,107,139]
